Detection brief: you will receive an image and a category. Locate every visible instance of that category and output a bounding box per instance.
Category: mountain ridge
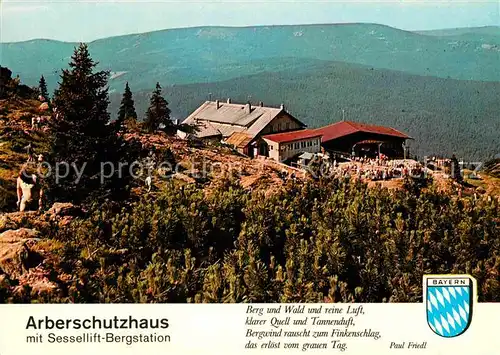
[2,22,499,90]
[2,23,499,45]
[415,25,500,36]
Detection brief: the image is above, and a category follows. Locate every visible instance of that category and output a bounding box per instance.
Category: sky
[0,0,499,43]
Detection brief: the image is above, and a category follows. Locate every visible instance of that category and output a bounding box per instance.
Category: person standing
[24,143,34,162]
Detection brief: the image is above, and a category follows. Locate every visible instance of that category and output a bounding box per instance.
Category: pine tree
[49,43,131,203]
[144,82,171,133]
[39,75,49,101]
[117,82,137,129]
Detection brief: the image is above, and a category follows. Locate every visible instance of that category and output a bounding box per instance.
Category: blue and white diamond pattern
[427,286,471,337]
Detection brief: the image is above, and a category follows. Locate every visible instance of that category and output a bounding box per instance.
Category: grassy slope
[466,175,500,197]
[110,60,500,161]
[0,98,50,210]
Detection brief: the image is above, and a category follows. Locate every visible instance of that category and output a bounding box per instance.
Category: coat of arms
[424,275,476,338]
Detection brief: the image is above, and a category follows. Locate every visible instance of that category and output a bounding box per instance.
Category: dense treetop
[2,175,498,303]
[48,44,133,203]
[117,82,137,126]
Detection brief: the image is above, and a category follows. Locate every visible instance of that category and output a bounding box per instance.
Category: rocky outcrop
[45,203,84,228]
[0,213,19,232]
[0,227,62,298]
[0,202,84,234]
[0,228,40,279]
[14,265,58,296]
[173,172,196,184]
[0,211,48,233]
[0,202,84,299]
[46,202,82,218]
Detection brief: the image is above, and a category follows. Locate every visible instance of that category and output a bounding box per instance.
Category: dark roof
[314,121,411,142]
[262,129,323,143]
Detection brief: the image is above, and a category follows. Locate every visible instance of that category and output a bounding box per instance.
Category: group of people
[29,95,54,131]
[349,155,389,166]
[14,96,51,212]
[31,115,49,131]
[324,156,425,182]
[24,143,44,163]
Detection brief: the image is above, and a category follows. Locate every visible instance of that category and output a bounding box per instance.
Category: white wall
[263,137,322,161]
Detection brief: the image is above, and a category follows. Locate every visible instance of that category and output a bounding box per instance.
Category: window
[301,141,305,148]
[295,143,299,149]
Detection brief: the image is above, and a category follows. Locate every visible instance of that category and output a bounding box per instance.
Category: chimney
[280,103,285,110]
[259,101,263,107]
[246,102,252,114]
[215,99,220,109]
[227,98,231,104]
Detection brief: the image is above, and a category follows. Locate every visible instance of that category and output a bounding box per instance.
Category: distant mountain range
[1,23,499,160]
[414,25,500,37]
[2,23,499,90]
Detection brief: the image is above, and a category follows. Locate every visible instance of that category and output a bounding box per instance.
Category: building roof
[186,101,282,126]
[182,101,305,141]
[314,121,411,142]
[225,132,253,149]
[262,129,323,143]
[191,120,223,138]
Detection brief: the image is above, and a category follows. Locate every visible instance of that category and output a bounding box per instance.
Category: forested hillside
[2,23,499,92]
[110,60,500,161]
[2,24,499,160]
[415,26,500,38]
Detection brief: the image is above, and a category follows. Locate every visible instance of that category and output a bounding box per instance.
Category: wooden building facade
[181,100,307,158]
